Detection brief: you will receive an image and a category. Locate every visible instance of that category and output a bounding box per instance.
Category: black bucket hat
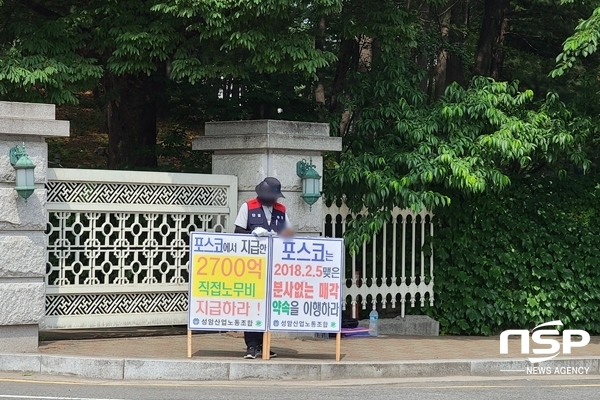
[255,177,285,200]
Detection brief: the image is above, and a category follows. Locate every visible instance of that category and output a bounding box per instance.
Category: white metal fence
[323,202,435,318]
[43,168,238,329]
[43,168,434,329]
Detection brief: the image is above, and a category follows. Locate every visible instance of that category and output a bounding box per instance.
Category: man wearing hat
[234,177,293,359]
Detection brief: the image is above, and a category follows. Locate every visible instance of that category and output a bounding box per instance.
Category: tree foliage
[426,174,600,335]
[153,0,341,80]
[0,1,102,104]
[4,0,600,255]
[552,2,600,77]
[0,0,342,100]
[0,0,343,167]
[326,54,593,252]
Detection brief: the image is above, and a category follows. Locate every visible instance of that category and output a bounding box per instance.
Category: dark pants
[244,331,263,349]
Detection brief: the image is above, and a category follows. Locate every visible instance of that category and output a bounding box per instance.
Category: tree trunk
[358,35,373,72]
[416,2,432,94]
[224,78,231,99]
[446,0,469,88]
[329,37,356,114]
[105,73,158,169]
[315,17,327,122]
[417,54,430,94]
[490,2,510,80]
[232,81,240,101]
[433,5,451,100]
[155,62,168,120]
[329,36,358,137]
[473,0,509,77]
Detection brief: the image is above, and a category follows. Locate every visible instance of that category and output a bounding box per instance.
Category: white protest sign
[188,232,269,332]
[268,236,344,333]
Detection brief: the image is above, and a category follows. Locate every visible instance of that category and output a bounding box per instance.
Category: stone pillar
[193,120,342,236]
[0,101,69,352]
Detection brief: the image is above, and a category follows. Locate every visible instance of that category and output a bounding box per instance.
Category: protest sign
[188,232,270,333]
[267,237,344,333]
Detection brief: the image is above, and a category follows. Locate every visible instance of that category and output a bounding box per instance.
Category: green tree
[325,60,592,252]
[0,0,341,168]
[551,1,600,78]
[428,174,600,335]
[307,0,598,251]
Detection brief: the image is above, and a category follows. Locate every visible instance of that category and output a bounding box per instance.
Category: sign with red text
[188,232,269,332]
[268,237,344,333]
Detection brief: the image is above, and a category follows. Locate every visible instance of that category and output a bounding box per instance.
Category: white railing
[43,168,432,329]
[323,202,435,318]
[43,168,238,329]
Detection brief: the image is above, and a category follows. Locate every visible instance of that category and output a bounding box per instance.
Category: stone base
[359,315,439,336]
[0,324,38,352]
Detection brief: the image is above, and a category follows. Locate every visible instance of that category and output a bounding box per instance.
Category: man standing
[234,177,293,359]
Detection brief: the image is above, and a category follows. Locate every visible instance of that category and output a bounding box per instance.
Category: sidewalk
[2,331,599,381]
[37,332,600,362]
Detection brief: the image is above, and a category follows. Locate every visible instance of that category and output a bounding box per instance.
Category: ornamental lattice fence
[43,168,434,328]
[43,168,237,329]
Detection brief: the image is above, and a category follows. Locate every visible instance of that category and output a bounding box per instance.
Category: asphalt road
[1,373,600,400]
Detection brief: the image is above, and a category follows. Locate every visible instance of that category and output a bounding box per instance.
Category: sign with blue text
[188,232,270,332]
[268,236,344,333]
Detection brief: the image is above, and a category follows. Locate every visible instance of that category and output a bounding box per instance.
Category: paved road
[1,373,600,400]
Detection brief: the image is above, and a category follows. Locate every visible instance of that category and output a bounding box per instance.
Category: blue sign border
[267,236,344,334]
[187,231,269,332]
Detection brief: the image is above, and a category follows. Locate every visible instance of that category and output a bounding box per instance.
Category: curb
[1,353,599,381]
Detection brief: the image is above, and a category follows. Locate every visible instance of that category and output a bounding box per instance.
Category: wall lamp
[9,143,35,204]
[296,157,321,211]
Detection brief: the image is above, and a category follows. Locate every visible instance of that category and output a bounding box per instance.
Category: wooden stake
[262,331,270,360]
[187,329,192,358]
[335,332,341,362]
[268,331,272,358]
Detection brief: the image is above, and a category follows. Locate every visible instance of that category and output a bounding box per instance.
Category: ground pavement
[1,328,599,382]
[37,330,600,362]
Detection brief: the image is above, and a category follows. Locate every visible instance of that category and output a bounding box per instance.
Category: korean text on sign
[188,232,269,332]
[268,237,344,333]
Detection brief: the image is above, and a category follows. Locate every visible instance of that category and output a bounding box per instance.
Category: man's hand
[252,227,270,237]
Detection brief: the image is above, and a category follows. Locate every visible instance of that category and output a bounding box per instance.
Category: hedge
[424,174,600,335]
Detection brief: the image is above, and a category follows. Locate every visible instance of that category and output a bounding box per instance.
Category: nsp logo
[500,320,590,363]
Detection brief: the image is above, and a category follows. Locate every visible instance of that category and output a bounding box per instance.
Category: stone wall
[0,101,69,352]
[193,120,342,236]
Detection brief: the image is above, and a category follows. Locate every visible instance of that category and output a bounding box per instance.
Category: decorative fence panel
[323,202,435,318]
[43,168,238,329]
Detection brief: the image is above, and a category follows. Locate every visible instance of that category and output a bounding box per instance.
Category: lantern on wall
[9,143,36,204]
[296,158,321,211]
